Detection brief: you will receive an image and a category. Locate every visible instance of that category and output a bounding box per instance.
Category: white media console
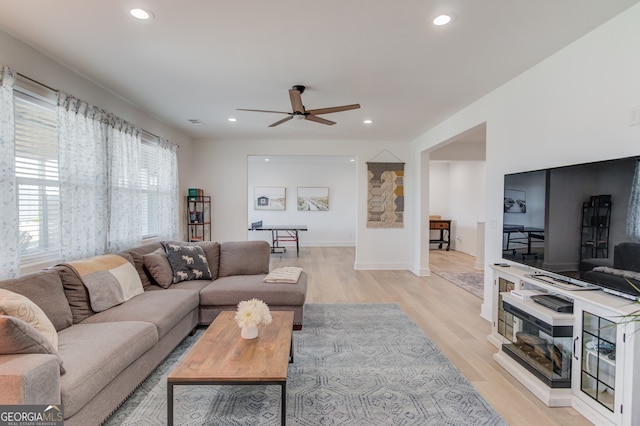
[489,264,640,426]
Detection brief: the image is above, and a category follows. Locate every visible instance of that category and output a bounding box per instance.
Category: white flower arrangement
[235,298,273,329]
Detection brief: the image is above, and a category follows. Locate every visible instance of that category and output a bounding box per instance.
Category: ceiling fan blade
[306,104,361,115]
[268,116,294,127]
[305,115,336,126]
[289,89,304,113]
[237,108,290,114]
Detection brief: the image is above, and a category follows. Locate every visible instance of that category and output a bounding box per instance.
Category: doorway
[246,155,357,254]
[425,123,487,271]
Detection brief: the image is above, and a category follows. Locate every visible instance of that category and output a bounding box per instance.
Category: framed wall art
[297,187,329,211]
[504,189,526,213]
[366,161,404,228]
[254,186,286,211]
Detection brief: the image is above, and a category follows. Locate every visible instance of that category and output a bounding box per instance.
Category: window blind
[14,88,60,263]
[141,134,159,238]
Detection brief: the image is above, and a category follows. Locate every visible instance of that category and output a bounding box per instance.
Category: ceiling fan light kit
[237,85,360,127]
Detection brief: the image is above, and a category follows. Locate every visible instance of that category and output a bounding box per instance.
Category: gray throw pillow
[0,315,65,374]
[162,242,213,283]
[143,248,174,288]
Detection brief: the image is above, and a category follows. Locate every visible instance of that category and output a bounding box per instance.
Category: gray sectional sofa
[0,240,307,426]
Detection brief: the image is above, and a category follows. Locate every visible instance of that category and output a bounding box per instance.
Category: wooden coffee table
[167,311,294,425]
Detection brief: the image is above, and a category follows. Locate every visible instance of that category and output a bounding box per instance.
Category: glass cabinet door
[497,277,515,338]
[581,311,616,412]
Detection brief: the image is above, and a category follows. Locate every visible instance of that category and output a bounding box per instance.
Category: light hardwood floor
[270,247,592,426]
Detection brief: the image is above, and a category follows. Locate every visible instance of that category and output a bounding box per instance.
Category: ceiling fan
[237,85,360,127]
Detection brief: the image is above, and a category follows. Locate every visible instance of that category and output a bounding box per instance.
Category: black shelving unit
[579,196,611,261]
[186,196,211,242]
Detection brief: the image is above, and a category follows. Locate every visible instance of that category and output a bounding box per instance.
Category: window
[140,133,160,238]
[5,72,178,270]
[14,83,60,263]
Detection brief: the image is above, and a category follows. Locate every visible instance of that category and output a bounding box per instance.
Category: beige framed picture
[297,187,329,211]
[254,186,286,211]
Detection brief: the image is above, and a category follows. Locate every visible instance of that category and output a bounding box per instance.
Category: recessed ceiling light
[350,159,356,162]
[228,117,237,122]
[364,119,373,124]
[130,8,153,20]
[433,14,452,26]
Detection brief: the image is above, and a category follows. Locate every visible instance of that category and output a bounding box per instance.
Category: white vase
[241,324,258,339]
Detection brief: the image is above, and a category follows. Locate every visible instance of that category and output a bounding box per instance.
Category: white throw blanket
[263,266,303,284]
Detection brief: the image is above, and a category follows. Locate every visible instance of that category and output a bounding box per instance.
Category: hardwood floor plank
[270,247,592,425]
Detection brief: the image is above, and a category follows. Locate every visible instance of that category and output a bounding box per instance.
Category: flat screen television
[502,155,640,301]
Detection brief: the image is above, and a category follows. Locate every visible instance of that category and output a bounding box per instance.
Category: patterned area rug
[105,303,505,426]
[434,271,485,299]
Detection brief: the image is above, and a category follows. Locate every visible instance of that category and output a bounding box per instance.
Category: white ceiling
[0,0,637,142]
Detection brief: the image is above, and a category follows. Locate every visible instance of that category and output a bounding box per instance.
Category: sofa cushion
[143,248,174,288]
[163,242,212,283]
[0,315,65,373]
[0,269,72,331]
[57,321,157,418]
[218,241,270,277]
[118,242,164,289]
[79,289,199,339]
[168,279,211,292]
[60,255,144,312]
[199,273,308,307]
[55,265,96,324]
[0,289,58,348]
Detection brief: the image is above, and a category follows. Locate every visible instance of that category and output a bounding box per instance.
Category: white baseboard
[354,261,412,270]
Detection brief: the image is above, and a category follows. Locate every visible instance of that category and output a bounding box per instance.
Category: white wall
[188,138,412,269]
[247,157,356,246]
[0,30,194,243]
[412,3,640,320]
[428,163,451,218]
[448,161,486,255]
[429,161,485,256]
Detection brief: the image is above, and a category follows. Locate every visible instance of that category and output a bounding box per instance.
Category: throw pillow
[0,289,58,349]
[162,240,220,279]
[0,315,65,374]
[143,248,174,288]
[0,269,73,331]
[118,243,164,290]
[61,255,144,313]
[56,264,96,324]
[162,242,213,283]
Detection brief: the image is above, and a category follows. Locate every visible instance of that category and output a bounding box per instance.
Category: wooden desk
[429,219,451,251]
[167,311,294,425]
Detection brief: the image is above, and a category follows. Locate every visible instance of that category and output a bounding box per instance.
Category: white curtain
[156,137,179,241]
[106,117,142,252]
[627,159,640,240]
[0,66,19,278]
[58,93,109,259]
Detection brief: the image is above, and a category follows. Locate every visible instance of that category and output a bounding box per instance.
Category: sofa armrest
[0,354,60,404]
